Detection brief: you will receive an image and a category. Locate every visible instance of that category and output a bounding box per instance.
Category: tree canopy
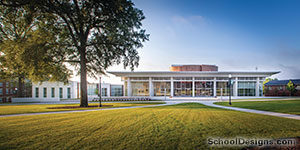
[0,5,71,96]
[0,0,149,106]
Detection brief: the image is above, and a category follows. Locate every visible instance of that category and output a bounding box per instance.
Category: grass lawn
[0,103,299,150]
[215,100,300,115]
[0,102,165,115]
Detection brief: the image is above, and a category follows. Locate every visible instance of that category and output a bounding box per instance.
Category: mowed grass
[0,102,165,115]
[0,103,299,150]
[215,100,300,115]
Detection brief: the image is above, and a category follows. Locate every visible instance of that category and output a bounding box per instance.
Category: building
[32,81,123,100]
[264,79,300,96]
[108,64,279,97]
[0,81,17,102]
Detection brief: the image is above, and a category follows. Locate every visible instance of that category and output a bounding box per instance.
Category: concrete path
[198,101,300,120]
[0,101,180,118]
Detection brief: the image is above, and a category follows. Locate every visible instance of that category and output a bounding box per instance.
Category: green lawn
[0,102,165,115]
[215,100,300,115]
[0,103,299,150]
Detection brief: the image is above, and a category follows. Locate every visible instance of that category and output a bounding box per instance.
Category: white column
[127,77,131,96]
[192,77,195,97]
[170,77,174,97]
[234,77,238,97]
[256,77,260,97]
[149,77,153,97]
[213,77,217,97]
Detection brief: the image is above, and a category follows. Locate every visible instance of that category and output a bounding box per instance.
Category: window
[194,77,214,80]
[67,88,71,99]
[173,77,192,81]
[59,88,63,98]
[0,82,3,87]
[0,88,3,95]
[6,88,9,94]
[131,77,149,81]
[152,77,170,81]
[35,87,39,98]
[6,82,9,87]
[51,88,55,98]
[101,88,107,96]
[43,88,47,98]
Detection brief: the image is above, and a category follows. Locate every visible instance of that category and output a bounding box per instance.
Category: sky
[74,0,300,84]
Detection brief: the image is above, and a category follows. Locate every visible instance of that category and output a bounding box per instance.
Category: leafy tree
[1,0,149,106]
[286,80,296,96]
[0,6,71,97]
[263,78,278,94]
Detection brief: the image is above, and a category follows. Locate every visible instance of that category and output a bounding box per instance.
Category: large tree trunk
[80,47,88,107]
[17,75,24,97]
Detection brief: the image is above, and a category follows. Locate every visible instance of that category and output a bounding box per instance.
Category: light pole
[228,74,232,105]
[99,76,102,107]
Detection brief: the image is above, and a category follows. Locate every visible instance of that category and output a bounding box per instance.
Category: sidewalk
[198,101,300,120]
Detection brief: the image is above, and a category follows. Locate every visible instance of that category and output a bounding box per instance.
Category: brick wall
[264,85,300,96]
[170,65,218,72]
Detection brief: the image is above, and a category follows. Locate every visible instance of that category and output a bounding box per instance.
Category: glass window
[238,81,256,96]
[131,82,149,96]
[194,81,213,96]
[154,82,171,96]
[216,77,229,80]
[111,85,123,96]
[67,88,71,98]
[0,88,3,95]
[194,77,214,80]
[6,88,9,94]
[173,81,192,96]
[43,88,47,98]
[101,88,107,96]
[35,87,39,98]
[131,77,149,81]
[51,88,55,98]
[216,82,232,96]
[6,82,9,87]
[173,77,192,81]
[59,88,63,98]
[0,82,3,87]
[152,77,170,80]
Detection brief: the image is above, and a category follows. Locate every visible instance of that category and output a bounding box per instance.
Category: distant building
[109,64,279,97]
[32,81,123,100]
[264,79,300,96]
[0,80,32,102]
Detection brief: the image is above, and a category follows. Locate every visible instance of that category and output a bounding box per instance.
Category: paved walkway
[0,102,180,118]
[198,101,300,120]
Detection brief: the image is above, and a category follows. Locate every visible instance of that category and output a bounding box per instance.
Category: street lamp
[228,74,232,105]
[99,76,102,107]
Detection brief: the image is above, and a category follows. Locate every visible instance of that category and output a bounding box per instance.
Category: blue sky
[80,0,300,83]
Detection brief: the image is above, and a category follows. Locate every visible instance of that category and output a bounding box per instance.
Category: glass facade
[111,85,123,96]
[122,76,265,97]
[174,81,192,96]
[195,81,213,96]
[153,82,171,96]
[216,82,232,96]
[238,81,256,96]
[131,82,149,96]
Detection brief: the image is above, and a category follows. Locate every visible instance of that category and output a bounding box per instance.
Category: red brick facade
[264,85,300,96]
[0,81,17,102]
[170,65,218,72]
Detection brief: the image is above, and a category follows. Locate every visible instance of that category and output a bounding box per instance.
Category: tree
[0,6,71,97]
[1,0,149,107]
[286,80,296,96]
[263,78,277,95]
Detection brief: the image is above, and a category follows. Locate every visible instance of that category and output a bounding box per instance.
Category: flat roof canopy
[108,71,280,77]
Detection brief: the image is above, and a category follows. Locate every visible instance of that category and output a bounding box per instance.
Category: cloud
[171,15,209,27]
